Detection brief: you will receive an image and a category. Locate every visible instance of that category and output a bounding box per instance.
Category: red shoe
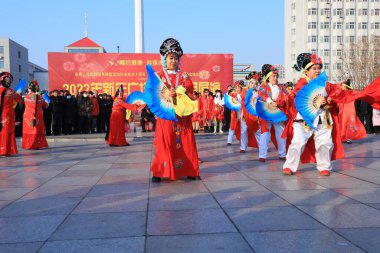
[279,157,286,161]
[320,170,330,176]
[259,158,266,162]
[240,150,246,153]
[283,168,294,175]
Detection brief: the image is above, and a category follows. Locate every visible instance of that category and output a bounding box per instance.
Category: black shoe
[187,176,200,180]
[152,176,161,183]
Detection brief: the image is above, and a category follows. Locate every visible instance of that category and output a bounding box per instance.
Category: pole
[135,0,144,53]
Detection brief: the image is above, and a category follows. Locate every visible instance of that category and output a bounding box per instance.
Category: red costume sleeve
[258,84,269,101]
[121,101,137,111]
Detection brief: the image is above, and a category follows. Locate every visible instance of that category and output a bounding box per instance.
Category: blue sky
[3,0,284,70]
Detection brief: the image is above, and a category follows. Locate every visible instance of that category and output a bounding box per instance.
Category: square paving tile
[50,212,146,240]
[87,184,148,197]
[213,191,289,208]
[201,172,251,181]
[298,204,380,228]
[204,181,267,193]
[225,206,324,232]
[0,242,44,253]
[39,237,145,253]
[146,233,253,253]
[42,176,101,187]
[274,189,359,206]
[256,178,326,191]
[149,181,209,196]
[148,209,236,235]
[0,197,81,217]
[335,228,380,253]
[22,185,92,199]
[73,194,148,213]
[149,193,219,211]
[334,188,380,204]
[0,188,34,201]
[243,230,364,253]
[309,178,378,189]
[98,175,149,184]
[0,215,66,243]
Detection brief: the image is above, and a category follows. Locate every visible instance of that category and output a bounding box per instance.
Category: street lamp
[117,46,119,54]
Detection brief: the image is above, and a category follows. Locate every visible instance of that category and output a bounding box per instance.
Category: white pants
[283,122,333,172]
[259,122,286,159]
[227,121,248,151]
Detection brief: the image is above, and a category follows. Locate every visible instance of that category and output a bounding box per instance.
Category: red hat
[0,72,13,87]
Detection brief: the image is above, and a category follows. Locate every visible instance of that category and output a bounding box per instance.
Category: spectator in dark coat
[63,92,77,135]
[77,91,93,134]
[355,100,374,134]
[50,90,64,135]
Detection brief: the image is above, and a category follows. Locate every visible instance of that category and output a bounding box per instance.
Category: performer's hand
[327,97,332,104]
[169,88,176,97]
[321,97,327,105]
[270,101,278,107]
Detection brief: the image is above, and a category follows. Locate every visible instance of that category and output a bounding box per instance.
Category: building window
[359,9,368,15]
[291,41,296,48]
[371,9,380,16]
[358,22,368,29]
[321,9,330,16]
[291,29,296,36]
[18,51,21,59]
[291,54,296,61]
[333,22,343,29]
[310,49,317,55]
[291,2,296,9]
[308,36,317,43]
[320,22,330,29]
[291,16,296,22]
[321,36,330,43]
[346,9,355,16]
[0,60,4,69]
[371,22,380,29]
[332,36,343,42]
[333,8,343,16]
[361,36,368,42]
[346,36,356,43]
[322,49,330,57]
[346,22,355,29]
[324,63,330,70]
[308,8,317,15]
[336,49,343,57]
[308,22,317,29]
[18,65,21,72]
[0,46,4,54]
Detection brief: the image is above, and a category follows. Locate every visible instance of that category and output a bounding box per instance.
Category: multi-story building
[285,0,380,83]
[0,38,29,87]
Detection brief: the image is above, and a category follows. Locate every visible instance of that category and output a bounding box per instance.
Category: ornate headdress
[28,80,39,92]
[0,72,13,88]
[261,64,278,82]
[293,53,323,72]
[159,38,183,57]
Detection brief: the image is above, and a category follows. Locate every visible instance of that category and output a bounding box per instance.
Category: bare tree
[340,35,380,90]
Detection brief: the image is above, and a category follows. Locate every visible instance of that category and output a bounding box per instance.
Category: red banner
[48,53,233,95]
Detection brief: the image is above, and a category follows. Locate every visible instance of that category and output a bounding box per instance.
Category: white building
[0,38,47,90]
[285,0,380,83]
[0,38,29,88]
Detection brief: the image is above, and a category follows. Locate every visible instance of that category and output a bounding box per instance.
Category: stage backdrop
[48,53,233,95]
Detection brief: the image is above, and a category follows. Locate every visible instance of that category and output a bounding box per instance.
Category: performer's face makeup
[268,74,278,85]
[166,53,179,70]
[305,65,321,79]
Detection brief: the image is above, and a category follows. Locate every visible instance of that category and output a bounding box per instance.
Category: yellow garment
[125,110,132,120]
[174,86,198,116]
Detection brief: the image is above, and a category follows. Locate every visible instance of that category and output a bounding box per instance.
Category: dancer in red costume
[191,91,201,133]
[212,89,224,133]
[338,81,366,143]
[281,53,345,176]
[199,88,214,132]
[0,72,22,156]
[22,81,49,150]
[150,38,200,182]
[106,85,138,146]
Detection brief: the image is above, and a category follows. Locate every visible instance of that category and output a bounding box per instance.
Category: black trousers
[52,113,62,135]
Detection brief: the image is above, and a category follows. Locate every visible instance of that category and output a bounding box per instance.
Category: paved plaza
[0,134,380,253]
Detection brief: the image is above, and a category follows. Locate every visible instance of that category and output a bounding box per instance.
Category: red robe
[0,87,22,156]
[22,93,49,149]
[280,78,345,163]
[150,70,199,180]
[107,97,136,146]
[191,97,201,122]
[199,95,214,125]
[338,101,366,141]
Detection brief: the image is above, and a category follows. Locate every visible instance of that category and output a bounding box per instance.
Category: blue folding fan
[42,91,50,104]
[244,88,258,116]
[224,92,241,111]
[125,91,146,105]
[14,79,27,93]
[295,71,328,129]
[256,97,287,124]
[143,64,177,121]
